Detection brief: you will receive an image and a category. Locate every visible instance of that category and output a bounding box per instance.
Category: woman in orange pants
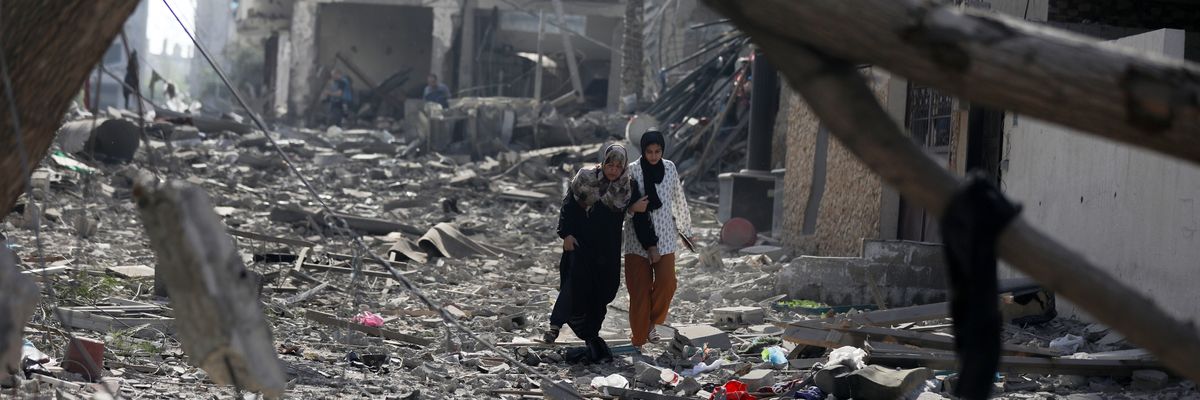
[623,130,695,349]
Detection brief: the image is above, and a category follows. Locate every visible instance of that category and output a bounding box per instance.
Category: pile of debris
[0,108,1192,399]
[636,33,753,191]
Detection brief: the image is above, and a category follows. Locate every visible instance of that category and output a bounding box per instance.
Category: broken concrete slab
[774,255,947,307]
[672,324,732,350]
[739,369,777,389]
[860,239,944,267]
[57,300,174,338]
[815,365,932,400]
[1131,369,1168,390]
[737,245,786,260]
[105,264,155,278]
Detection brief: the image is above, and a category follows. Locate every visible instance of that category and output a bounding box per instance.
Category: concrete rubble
[1,109,1192,400]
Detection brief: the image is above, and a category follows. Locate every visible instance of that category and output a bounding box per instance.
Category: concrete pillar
[607,19,623,112]
[287,0,318,116]
[746,50,778,172]
[273,32,292,118]
[431,6,458,85]
[457,0,475,92]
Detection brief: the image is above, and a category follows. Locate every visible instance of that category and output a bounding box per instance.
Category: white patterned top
[622,159,694,257]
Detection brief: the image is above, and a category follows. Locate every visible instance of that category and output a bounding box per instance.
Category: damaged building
[760,0,1200,325]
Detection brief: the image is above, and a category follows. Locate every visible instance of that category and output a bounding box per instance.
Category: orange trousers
[624,253,677,346]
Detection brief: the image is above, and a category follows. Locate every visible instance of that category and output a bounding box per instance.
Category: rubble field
[3,112,1195,400]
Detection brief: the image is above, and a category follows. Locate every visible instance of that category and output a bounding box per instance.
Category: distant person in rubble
[546,144,650,363]
[623,129,695,350]
[422,74,451,109]
[323,68,353,126]
[123,50,140,108]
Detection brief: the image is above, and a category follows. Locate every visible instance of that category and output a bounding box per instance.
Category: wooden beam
[284,282,330,306]
[841,302,948,327]
[703,0,1200,166]
[691,23,1200,382]
[304,309,432,346]
[227,228,316,248]
[55,307,174,337]
[787,321,1060,357]
[869,351,1162,377]
[133,179,285,396]
[782,322,854,348]
[837,324,1062,357]
[0,1,140,218]
[299,262,415,280]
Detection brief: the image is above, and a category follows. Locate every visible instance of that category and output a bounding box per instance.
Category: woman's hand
[563,235,580,251]
[631,196,649,213]
[648,246,661,264]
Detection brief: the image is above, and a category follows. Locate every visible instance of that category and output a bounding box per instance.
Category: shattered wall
[237,0,295,34]
[779,68,905,257]
[315,3,433,95]
[288,0,458,117]
[1000,29,1200,322]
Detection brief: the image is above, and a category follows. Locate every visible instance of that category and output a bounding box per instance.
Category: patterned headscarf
[569,143,631,210]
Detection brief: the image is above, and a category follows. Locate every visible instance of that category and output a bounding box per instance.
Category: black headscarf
[639,130,666,212]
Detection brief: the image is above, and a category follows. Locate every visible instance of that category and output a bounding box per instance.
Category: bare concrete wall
[999,29,1200,322]
[316,3,433,93]
[780,68,905,256]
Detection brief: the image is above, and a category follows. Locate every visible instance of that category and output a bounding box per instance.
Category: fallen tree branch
[705,0,1200,166]
[0,247,38,385]
[0,1,140,218]
[134,178,286,396]
[703,21,1200,382]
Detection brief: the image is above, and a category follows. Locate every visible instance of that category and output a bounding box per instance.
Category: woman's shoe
[542,325,561,343]
[648,327,662,343]
[586,337,613,363]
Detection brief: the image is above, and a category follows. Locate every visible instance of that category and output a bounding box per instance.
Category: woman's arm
[628,184,659,249]
[557,189,579,239]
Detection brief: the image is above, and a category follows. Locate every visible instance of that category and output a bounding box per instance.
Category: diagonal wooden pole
[705,0,1200,167]
[711,21,1200,382]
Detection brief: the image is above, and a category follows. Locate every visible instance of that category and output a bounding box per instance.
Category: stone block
[673,324,732,350]
[774,256,948,307]
[713,306,766,327]
[1131,369,1168,390]
[861,239,945,268]
[740,369,777,389]
[1004,375,1039,392]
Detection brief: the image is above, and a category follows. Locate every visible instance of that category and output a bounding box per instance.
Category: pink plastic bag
[352,311,384,327]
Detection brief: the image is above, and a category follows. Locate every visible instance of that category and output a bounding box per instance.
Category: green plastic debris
[50,151,96,174]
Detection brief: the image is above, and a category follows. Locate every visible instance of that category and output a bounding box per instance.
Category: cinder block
[713,306,766,327]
